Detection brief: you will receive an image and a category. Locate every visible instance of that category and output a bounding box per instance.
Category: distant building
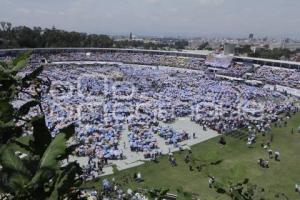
[224,43,235,55]
[129,32,132,40]
[249,33,254,40]
[284,38,290,43]
[269,43,282,50]
[281,41,300,51]
[263,37,268,42]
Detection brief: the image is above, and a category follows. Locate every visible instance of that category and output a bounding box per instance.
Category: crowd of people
[1,50,299,198]
[155,126,189,144]
[4,50,296,183]
[4,51,300,90]
[252,66,300,89]
[17,59,297,166]
[43,52,300,89]
[45,52,206,70]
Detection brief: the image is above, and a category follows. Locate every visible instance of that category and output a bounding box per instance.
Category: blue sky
[0,0,299,37]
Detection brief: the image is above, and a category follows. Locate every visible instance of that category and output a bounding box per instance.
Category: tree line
[0,22,189,50]
[235,44,296,60]
[114,39,188,50]
[0,22,112,48]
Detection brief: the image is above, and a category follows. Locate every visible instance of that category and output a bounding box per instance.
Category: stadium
[1,48,299,199]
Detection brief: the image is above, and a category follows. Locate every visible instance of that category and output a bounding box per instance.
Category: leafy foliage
[17,100,40,116]
[0,52,83,199]
[30,116,52,156]
[250,48,293,60]
[0,147,31,192]
[0,21,113,48]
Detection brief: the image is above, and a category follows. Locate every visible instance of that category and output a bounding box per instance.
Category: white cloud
[194,0,224,5]
[16,8,31,15]
[0,0,299,37]
[144,0,161,4]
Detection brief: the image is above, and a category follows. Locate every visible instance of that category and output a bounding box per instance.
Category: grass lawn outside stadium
[83,111,300,199]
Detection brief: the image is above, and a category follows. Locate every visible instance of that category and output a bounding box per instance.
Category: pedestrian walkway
[69,118,219,176]
[158,117,219,153]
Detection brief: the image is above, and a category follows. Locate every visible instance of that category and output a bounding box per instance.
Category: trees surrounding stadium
[0,22,113,48]
[235,44,295,60]
[235,45,252,55]
[0,52,83,199]
[197,42,209,50]
[174,40,189,50]
[250,48,293,60]
[114,40,175,50]
[0,22,186,50]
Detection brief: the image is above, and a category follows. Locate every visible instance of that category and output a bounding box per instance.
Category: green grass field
[84,111,300,199]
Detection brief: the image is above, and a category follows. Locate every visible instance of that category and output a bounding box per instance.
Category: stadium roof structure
[235,56,300,66]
